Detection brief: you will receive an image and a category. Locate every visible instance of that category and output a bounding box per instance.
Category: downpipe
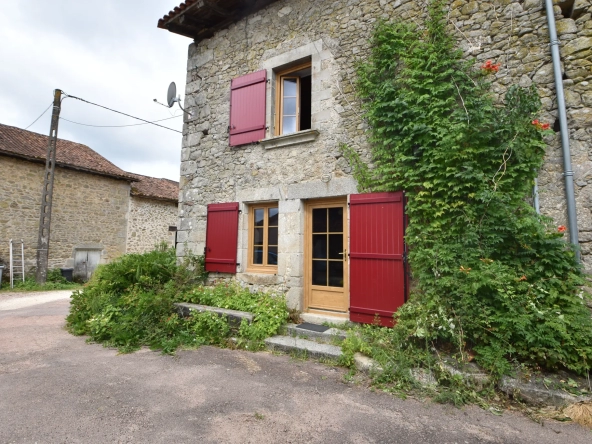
[544,0,580,262]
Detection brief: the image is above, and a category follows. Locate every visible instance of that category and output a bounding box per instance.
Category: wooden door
[304,198,348,314]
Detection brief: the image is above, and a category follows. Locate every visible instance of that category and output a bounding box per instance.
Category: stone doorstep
[286,323,347,343]
[264,335,343,360]
[174,303,253,328]
[499,376,592,408]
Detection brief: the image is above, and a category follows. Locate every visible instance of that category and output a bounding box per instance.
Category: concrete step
[286,323,347,343]
[265,335,343,360]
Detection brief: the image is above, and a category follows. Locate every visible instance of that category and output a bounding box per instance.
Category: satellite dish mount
[165,82,191,116]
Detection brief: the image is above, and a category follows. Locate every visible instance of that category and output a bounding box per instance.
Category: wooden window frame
[274,61,311,136]
[247,202,279,274]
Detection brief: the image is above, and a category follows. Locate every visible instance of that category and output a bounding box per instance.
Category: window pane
[268,246,278,265]
[282,116,297,134]
[268,227,278,246]
[328,261,344,287]
[312,209,327,233]
[268,207,278,226]
[254,227,264,244]
[283,97,297,116]
[283,78,297,96]
[253,247,263,264]
[312,234,327,259]
[328,234,343,259]
[312,260,327,286]
[254,209,264,226]
[328,207,343,232]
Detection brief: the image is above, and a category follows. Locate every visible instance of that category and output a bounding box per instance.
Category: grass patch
[0,268,81,292]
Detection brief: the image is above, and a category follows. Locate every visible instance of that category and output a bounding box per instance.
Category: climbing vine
[354,0,592,375]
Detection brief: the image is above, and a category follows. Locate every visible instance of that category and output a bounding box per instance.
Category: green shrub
[66,246,287,353]
[184,282,289,344]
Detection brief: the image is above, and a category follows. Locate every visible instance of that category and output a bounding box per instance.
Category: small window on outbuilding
[275,62,312,136]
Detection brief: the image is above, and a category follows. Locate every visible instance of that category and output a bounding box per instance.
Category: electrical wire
[62,93,183,134]
[24,102,53,130]
[59,114,182,128]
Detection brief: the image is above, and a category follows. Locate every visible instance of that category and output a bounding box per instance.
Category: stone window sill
[260,129,319,150]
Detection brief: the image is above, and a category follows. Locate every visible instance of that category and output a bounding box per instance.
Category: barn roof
[0,123,179,202]
[129,173,179,203]
[0,123,135,181]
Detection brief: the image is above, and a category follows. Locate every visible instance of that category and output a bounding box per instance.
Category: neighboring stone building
[0,123,178,281]
[157,0,592,323]
[127,174,179,254]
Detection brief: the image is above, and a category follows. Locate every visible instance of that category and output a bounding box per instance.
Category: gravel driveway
[0,291,590,443]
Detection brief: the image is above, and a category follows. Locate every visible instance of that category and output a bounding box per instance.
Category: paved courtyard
[0,291,590,443]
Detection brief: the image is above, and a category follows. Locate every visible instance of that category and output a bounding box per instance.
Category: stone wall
[0,156,130,277]
[178,0,592,292]
[126,196,178,254]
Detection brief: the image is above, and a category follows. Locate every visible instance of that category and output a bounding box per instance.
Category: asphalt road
[1,291,590,443]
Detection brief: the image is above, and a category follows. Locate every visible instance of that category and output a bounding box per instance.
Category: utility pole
[36,89,62,284]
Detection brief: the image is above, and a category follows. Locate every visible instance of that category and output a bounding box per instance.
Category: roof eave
[157,0,278,42]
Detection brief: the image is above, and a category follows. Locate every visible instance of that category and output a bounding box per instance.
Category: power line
[62,93,183,134]
[59,114,182,128]
[24,102,53,130]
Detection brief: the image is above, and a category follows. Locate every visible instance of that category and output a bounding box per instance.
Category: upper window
[275,62,311,136]
[247,203,279,272]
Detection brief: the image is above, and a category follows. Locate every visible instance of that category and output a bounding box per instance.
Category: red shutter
[205,202,239,273]
[349,192,406,327]
[229,70,267,147]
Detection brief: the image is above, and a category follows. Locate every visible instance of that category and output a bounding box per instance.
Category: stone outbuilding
[0,123,179,282]
[157,0,592,324]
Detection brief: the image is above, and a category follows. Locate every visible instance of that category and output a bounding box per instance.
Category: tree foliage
[355,0,591,375]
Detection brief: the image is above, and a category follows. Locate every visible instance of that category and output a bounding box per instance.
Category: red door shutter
[205,202,239,273]
[229,70,267,147]
[349,192,406,327]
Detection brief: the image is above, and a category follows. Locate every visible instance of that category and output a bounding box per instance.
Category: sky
[0,1,192,181]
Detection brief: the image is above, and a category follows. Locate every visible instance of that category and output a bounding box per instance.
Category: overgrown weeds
[66,245,288,353]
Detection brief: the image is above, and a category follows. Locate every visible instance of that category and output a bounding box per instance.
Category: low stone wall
[0,156,130,276]
[126,196,178,254]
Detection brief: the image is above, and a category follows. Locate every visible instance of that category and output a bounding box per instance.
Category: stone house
[157,0,592,324]
[0,123,179,281]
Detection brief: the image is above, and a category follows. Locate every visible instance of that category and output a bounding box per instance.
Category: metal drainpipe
[544,0,580,261]
[533,176,540,214]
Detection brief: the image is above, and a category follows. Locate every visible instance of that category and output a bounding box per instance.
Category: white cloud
[0,0,191,181]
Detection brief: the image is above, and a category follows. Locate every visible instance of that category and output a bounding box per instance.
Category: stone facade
[175,0,592,311]
[126,196,178,254]
[0,156,130,275]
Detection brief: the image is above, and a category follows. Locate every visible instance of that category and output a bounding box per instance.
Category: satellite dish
[154,81,192,116]
[167,82,177,108]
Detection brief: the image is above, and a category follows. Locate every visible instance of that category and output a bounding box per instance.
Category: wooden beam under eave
[165,23,201,40]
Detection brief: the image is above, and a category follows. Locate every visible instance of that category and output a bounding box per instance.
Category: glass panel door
[305,200,348,313]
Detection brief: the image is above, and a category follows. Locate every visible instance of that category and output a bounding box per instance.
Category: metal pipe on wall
[543,0,580,261]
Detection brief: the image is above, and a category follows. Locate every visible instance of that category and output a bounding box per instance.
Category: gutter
[544,0,580,261]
